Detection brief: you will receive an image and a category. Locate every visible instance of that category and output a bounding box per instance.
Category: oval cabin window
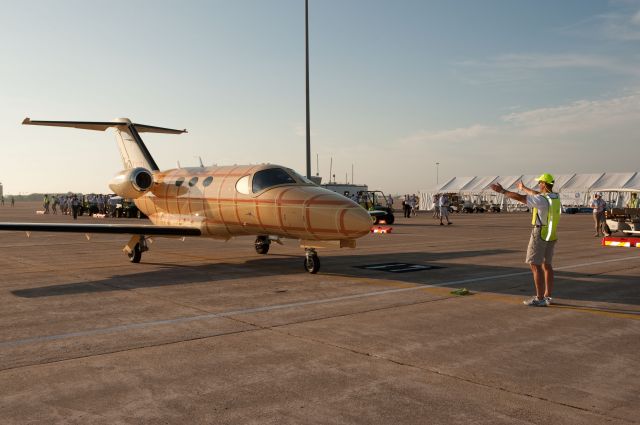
[203,176,213,187]
[236,175,251,195]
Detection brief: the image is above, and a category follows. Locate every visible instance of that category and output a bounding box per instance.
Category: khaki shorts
[525,227,556,265]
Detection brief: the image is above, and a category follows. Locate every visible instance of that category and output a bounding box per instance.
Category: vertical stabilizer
[112,118,158,170]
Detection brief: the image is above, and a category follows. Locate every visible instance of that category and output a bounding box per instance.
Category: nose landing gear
[255,236,271,255]
[304,248,320,274]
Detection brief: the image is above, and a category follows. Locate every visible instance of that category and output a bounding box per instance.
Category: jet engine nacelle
[109,167,153,199]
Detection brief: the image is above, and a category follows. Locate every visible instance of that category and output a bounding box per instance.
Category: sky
[1,0,639,195]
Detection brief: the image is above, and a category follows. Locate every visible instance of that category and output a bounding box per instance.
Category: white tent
[589,172,638,207]
[418,172,639,211]
[622,173,640,190]
[419,176,474,210]
[591,172,636,191]
[458,176,499,207]
[438,176,475,192]
[477,175,523,210]
[559,173,604,206]
[459,176,499,193]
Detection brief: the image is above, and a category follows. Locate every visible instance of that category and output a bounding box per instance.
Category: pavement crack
[268,328,638,424]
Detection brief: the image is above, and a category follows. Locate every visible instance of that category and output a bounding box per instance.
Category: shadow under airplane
[10,249,639,309]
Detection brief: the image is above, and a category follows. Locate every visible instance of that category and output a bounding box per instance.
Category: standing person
[403,195,411,218]
[11,197,15,207]
[51,195,58,214]
[387,194,394,211]
[490,173,561,307]
[438,193,452,225]
[409,194,416,217]
[1,196,4,206]
[627,192,638,208]
[43,194,50,214]
[432,194,440,219]
[71,194,81,220]
[589,193,607,237]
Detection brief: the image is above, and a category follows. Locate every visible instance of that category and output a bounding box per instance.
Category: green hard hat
[537,173,555,185]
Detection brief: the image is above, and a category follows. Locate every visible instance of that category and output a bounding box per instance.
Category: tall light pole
[305,0,311,179]
[436,162,440,185]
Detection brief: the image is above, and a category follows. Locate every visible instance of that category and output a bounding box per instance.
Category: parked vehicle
[357,190,394,224]
[107,196,147,219]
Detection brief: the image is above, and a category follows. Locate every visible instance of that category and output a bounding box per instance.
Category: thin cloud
[401,90,640,145]
[557,4,640,41]
[458,53,640,78]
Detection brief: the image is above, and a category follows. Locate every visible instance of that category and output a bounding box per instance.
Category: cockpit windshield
[252,168,297,192]
[287,169,315,185]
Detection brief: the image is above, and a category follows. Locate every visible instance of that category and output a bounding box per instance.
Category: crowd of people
[401,194,419,218]
[430,193,452,225]
[40,194,115,220]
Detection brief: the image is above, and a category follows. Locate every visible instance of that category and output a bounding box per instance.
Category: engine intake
[109,167,154,199]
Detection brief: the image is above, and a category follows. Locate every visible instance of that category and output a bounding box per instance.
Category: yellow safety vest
[531,193,561,242]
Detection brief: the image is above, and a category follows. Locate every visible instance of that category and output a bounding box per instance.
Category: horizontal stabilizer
[22,118,187,134]
[0,222,201,236]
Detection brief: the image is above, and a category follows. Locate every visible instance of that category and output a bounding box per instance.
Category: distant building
[322,183,368,198]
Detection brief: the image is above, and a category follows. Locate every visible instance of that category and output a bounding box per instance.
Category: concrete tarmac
[0,202,638,424]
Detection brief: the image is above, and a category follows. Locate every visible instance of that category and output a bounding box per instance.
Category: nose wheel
[255,236,270,255]
[304,248,320,274]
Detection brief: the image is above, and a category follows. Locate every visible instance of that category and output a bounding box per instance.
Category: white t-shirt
[527,194,550,225]
[590,198,606,213]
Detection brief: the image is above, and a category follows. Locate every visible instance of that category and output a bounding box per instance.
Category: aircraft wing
[0,223,201,236]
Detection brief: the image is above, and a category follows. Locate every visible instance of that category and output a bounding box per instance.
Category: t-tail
[22,118,187,171]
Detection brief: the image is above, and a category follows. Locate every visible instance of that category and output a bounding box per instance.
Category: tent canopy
[419,172,639,210]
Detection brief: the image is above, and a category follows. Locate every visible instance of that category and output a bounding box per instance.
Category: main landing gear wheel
[304,249,320,274]
[125,235,148,264]
[128,243,142,263]
[255,236,270,255]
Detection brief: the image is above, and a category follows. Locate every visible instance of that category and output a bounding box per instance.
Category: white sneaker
[544,297,553,306]
[523,297,547,307]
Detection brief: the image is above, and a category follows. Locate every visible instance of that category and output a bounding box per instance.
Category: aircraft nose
[342,205,374,237]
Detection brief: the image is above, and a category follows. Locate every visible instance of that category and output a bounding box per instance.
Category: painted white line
[1,255,638,349]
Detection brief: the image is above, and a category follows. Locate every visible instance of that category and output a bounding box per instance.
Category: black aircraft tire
[304,254,320,274]
[128,243,142,263]
[255,243,270,255]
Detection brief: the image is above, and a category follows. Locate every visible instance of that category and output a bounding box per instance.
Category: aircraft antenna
[329,157,333,183]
